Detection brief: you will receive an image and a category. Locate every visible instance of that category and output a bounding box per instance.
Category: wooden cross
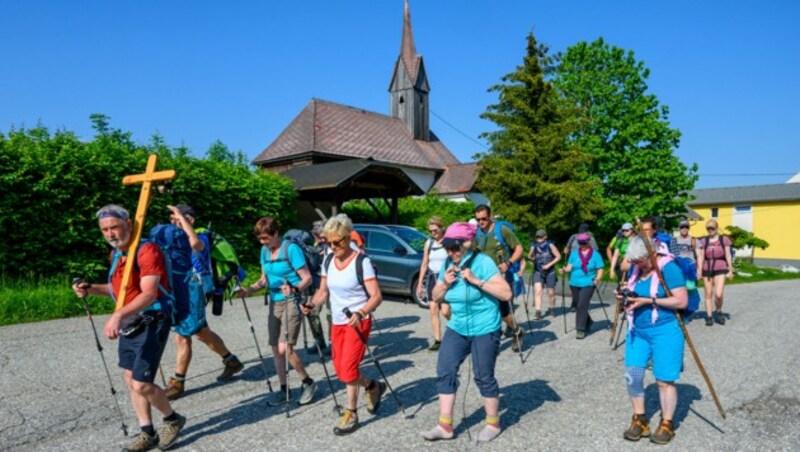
[115,154,176,311]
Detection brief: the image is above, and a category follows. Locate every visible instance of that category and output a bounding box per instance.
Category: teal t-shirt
[631,261,685,329]
[438,251,502,337]
[260,240,307,303]
[567,249,604,287]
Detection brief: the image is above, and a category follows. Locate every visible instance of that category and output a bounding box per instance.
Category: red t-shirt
[109,242,169,307]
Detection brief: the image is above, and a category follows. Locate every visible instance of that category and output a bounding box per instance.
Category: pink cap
[442,222,477,247]
[577,233,590,241]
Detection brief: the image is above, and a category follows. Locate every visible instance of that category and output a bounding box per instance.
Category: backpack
[195,227,247,295]
[702,235,734,264]
[532,240,555,272]
[476,220,520,273]
[284,229,322,277]
[323,252,371,298]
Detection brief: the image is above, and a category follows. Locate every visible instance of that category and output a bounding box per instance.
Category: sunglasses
[475,217,489,223]
[445,245,461,252]
[329,237,349,248]
[577,241,589,246]
[429,228,441,234]
[706,227,716,231]
[621,229,631,232]
[680,226,690,229]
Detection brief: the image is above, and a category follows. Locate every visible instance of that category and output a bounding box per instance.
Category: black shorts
[533,270,557,288]
[702,269,728,278]
[499,272,515,317]
[118,315,171,383]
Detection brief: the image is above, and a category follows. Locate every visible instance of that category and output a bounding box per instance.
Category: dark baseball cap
[175,204,196,219]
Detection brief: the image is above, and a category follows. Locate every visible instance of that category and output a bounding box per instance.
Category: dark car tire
[411,275,430,309]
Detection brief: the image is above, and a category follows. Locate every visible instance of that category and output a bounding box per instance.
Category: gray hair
[625,235,656,261]
[96,204,130,221]
[311,220,325,237]
[322,214,353,238]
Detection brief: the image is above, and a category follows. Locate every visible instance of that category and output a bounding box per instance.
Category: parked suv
[353,224,429,308]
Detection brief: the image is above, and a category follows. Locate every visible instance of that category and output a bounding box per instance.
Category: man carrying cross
[72,204,186,451]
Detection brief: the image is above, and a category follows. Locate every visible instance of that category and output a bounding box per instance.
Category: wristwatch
[652,297,657,306]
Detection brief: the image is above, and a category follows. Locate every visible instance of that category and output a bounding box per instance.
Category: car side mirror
[393,246,408,255]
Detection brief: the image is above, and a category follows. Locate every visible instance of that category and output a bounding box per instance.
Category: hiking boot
[705,317,713,327]
[158,412,186,450]
[534,310,542,320]
[511,328,523,352]
[298,380,317,406]
[623,414,650,441]
[267,388,293,406]
[122,432,158,451]
[365,381,387,414]
[650,419,675,444]
[164,378,184,401]
[333,409,359,436]
[576,330,586,340]
[715,311,726,325]
[217,356,244,382]
[428,340,441,352]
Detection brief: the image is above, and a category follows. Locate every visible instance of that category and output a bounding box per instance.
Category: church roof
[252,98,459,170]
[431,162,480,194]
[400,0,420,84]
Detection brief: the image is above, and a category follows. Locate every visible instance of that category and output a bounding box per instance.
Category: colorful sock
[438,416,454,432]
[486,415,500,428]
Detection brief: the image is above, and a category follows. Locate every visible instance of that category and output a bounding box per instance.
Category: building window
[710,207,719,218]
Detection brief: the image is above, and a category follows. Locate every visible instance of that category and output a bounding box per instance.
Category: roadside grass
[0,266,267,327]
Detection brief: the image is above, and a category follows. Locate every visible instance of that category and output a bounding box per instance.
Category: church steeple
[389,0,430,141]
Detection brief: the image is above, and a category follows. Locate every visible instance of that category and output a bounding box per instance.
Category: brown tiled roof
[431,162,480,194]
[252,99,459,170]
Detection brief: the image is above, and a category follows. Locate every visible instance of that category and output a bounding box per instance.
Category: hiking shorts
[533,270,557,288]
[702,269,728,278]
[268,301,302,347]
[118,315,170,383]
[331,317,371,383]
[437,327,501,398]
[625,319,685,382]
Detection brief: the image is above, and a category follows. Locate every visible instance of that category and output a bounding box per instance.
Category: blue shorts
[624,319,685,382]
[118,315,171,383]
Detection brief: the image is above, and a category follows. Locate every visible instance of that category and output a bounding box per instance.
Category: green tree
[552,38,698,239]
[476,33,603,241]
[724,225,769,263]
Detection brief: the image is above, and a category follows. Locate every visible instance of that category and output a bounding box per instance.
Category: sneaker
[623,414,650,441]
[705,317,713,327]
[164,378,184,401]
[534,310,542,320]
[298,380,317,406]
[650,419,674,444]
[122,432,158,451]
[511,328,523,352]
[267,388,293,406]
[576,330,586,340]
[715,311,726,325]
[217,356,244,382]
[420,424,454,441]
[365,381,387,414]
[428,340,441,352]
[333,409,359,436]
[157,413,186,450]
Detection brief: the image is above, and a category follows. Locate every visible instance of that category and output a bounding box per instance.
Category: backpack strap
[323,252,370,299]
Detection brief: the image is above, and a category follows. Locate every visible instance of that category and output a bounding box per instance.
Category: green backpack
[195,227,246,295]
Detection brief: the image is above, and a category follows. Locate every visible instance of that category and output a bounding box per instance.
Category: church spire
[390,0,430,141]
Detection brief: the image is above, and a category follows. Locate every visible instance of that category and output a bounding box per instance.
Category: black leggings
[570,285,595,332]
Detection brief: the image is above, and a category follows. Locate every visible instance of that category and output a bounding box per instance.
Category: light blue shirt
[260,240,307,303]
[631,261,685,329]
[568,249,604,287]
[438,251,502,337]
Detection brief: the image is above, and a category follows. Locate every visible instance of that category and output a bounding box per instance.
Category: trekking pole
[519,281,534,338]
[610,288,622,346]
[613,315,626,350]
[343,308,406,415]
[296,300,342,415]
[282,279,292,418]
[636,219,726,419]
[593,283,611,323]
[72,278,129,437]
[232,280,274,394]
[560,273,567,332]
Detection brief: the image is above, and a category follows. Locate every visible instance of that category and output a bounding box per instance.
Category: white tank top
[427,239,447,274]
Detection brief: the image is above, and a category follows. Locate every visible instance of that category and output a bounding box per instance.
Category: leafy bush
[0,116,297,281]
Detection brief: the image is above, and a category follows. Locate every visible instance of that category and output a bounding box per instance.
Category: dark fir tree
[476,33,602,239]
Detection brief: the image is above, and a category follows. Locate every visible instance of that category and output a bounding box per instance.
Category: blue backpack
[672,256,700,317]
[476,220,521,273]
[148,224,206,336]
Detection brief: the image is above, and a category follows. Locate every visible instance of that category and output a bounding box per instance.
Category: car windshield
[392,227,427,253]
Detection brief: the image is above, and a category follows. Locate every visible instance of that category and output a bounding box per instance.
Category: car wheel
[411,275,430,309]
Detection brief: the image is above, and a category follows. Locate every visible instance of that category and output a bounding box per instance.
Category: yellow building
[686,182,800,264]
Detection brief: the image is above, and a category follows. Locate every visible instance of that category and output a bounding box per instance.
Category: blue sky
[2,1,798,188]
